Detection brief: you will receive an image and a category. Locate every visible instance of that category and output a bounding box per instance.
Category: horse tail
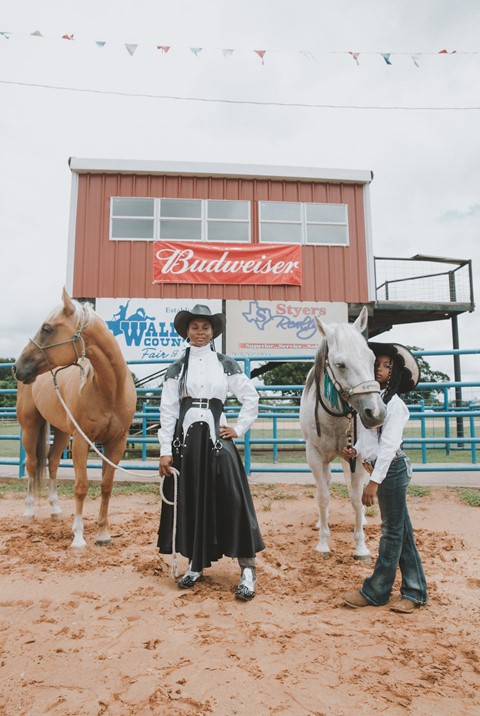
[33,419,49,496]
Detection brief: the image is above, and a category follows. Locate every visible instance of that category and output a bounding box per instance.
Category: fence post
[420,400,427,464]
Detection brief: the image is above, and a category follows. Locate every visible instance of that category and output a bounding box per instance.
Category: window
[110,197,250,242]
[259,201,349,246]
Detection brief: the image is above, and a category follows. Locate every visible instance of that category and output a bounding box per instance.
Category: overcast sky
[1,0,479,384]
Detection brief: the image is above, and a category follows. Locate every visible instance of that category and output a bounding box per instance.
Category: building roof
[68,157,373,184]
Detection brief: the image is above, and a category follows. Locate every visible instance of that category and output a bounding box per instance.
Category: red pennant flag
[156,45,170,53]
[255,50,266,64]
[62,34,74,41]
[438,49,457,54]
[349,51,360,65]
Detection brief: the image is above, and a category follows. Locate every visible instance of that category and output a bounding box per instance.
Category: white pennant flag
[221,49,234,58]
[125,43,138,56]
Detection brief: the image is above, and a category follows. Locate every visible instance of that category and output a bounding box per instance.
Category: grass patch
[407,485,430,498]
[0,480,160,499]
[455,488,480,507]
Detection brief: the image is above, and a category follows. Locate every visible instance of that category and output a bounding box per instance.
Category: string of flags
[0,29,468,66]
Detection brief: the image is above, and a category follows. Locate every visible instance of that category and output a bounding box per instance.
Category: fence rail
[2,349,480,477]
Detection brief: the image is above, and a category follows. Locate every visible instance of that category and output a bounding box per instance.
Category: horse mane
[305,339,327,393]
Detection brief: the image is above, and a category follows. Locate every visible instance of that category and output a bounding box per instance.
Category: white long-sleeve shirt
[158,344,259,457]
[354,392,409,484]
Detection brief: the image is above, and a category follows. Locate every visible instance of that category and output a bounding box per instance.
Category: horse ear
[352,305,369,334]
[62,287,76,316]
[314,315,334,339]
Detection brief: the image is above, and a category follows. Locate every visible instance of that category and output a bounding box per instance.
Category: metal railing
[2,350,480,477]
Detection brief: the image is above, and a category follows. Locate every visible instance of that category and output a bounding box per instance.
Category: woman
[342,342,428,613]
[157,304,264,600]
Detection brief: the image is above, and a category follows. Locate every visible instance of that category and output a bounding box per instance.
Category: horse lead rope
[52,379,180,579]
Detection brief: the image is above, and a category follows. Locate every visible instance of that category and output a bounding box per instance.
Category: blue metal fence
[2,349,480,477]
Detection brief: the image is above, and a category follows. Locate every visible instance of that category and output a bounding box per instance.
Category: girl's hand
[160,455,173,476]
[342,446,357,460]
[220,425,238,440]
[362,480,378,506]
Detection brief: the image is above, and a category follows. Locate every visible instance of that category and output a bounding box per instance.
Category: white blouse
[354,392,410,484]
[158,344,259,457]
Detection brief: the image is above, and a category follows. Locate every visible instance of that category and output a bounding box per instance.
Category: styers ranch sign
[153,241,302,285]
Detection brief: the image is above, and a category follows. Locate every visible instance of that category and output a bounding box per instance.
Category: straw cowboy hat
[174,304,225,340]
[368,342,420,393]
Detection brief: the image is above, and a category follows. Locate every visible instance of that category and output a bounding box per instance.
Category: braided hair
[382,353,406,405]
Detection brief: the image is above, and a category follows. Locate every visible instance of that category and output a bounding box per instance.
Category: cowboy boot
[178,563,203,589]
[235,566,256,601]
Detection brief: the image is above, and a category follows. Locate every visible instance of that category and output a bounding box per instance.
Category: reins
[314,346,381,473]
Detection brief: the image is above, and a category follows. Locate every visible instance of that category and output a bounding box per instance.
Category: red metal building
[67,158,375,306]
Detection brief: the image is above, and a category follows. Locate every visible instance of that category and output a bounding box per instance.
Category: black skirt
[157,422,264,573]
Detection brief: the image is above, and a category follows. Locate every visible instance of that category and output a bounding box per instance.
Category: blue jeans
[361,455,428,606]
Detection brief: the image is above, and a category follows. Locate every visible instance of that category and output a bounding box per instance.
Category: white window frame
[259,201,349,246]
[109,197,251,243]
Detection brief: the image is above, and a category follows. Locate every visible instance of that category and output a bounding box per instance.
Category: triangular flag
[439,49,457,54]
[31,30,43,37]
[125,43,138,56]
[381,53,392,65]
[62,34,74,41]
[95,41,106,48]
[300,51,319,63]
[349,51,360,65]
[190,47,203,56]
[221,49,234,58]
[156,45,170,53]
[0,31,11,39]
[410,53,421,67]
[255,50,266,64]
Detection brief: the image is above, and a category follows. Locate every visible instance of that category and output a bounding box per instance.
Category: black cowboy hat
[368,342,420,393]
[174,304,225,340]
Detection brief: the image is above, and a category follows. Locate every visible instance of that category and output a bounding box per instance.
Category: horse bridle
[29,307,88,381]
[315,350,381,472]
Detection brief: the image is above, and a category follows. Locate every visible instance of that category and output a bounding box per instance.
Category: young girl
[158,304,264,600]
[342,342,428,613]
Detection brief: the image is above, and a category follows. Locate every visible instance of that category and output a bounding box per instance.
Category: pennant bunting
[381,53,392,65]
[349,52,360,65]
[410,53,421,67]
[62,34,74,41]
[95,41,106,48]
[125,43,138,56]
[190,47,203,56]
[31,30,43,37]
[156,45,170,53]
[221,49,234,58]
[255,50,266,64]
[439,49,457,54]
[0,31,12,39]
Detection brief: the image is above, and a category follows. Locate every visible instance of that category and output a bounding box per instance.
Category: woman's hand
[220,425,238,440]
[159,455,173,476]
[362,480,378,507]
[342,446,357,460]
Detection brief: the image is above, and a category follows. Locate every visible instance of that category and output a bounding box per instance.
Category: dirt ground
[1,482,479,716]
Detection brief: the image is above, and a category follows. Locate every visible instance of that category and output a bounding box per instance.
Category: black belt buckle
[192,398,209,409]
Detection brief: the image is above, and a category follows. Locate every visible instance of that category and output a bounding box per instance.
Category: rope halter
[325,357,381,408]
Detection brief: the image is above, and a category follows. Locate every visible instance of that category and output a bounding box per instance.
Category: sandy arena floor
[1,482,479,715]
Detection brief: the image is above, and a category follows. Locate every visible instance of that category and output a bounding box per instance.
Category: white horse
[299,306,386,560]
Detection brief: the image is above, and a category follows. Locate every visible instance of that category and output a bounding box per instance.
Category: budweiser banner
[153,241,302,285]
[226,300,348,356]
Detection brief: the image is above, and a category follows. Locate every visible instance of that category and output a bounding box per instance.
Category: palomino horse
[299,306,386,560]
[14,289,137,548]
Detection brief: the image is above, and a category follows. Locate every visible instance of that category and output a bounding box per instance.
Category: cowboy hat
[368,342,420,393]
[174,304,225,340]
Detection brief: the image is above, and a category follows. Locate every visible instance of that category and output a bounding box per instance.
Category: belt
[362,449,403,475]
[190,398,211,409]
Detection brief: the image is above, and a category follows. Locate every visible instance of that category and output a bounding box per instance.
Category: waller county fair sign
[96,298,348,363]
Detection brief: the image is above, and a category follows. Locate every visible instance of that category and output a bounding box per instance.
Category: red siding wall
[72,173,370,303]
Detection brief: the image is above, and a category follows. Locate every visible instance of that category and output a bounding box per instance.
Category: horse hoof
[321,552,332,560]
[23,511,34,519]
[354,554,372,562]
[95,539,111,547]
